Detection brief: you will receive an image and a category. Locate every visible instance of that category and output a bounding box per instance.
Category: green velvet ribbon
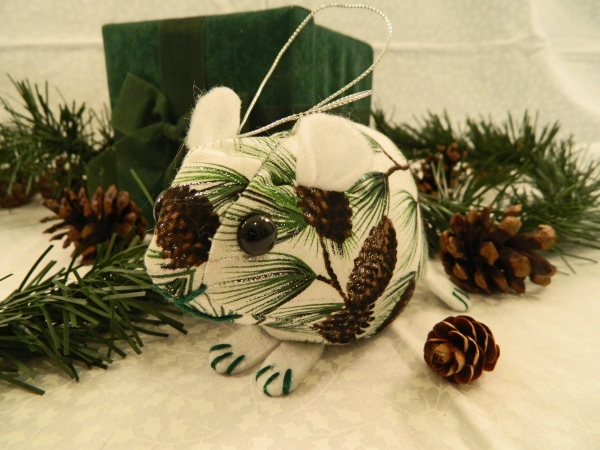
[86,73,187,226]
[90,11,372,226]
[88,17,208,226]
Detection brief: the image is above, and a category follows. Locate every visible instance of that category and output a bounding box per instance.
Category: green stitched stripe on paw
[282,369,293,395]
[255,365,273,380]
[456,288,469,297]
[226,355,245,375]
[210,343,232,352]
[211,352,233,370]
[262,372,280,397]
[452,291,469,311]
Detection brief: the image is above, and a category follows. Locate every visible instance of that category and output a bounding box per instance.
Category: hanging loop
[238,3,392,137]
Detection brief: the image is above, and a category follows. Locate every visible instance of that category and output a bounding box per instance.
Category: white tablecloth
[1,199,599,449]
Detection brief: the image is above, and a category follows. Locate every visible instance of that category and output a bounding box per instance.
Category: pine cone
[0,178,32,208]
[155,185,220,270]
[313,216,398,343]
[41,185,147,264]
[311,306,374,344]
[439,206,557,294]
[295,186,352,246]
[346,216,397,308]
[413,143,467,197]
[424,315,500,384]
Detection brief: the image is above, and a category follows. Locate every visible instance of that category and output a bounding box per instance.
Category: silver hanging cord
[237,3,393,137]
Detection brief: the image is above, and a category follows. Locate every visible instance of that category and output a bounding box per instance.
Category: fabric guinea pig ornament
[144,4,469,396]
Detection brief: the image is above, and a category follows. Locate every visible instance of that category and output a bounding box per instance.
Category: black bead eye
[153,190,167,221]
[237,214,277,256]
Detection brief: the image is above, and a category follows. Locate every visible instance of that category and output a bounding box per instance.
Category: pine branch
[373,109,600,255]
[372,109,469,161]
[0,235,185,395]
[0,77,113,201]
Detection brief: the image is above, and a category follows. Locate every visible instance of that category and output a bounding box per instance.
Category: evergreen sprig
[0,76,113,200]
[373,110,600,254]
[0,234,185,395]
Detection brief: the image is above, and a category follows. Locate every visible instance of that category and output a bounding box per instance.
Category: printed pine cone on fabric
[313,216,398,343]
[41,185,147,264]
[154,185,221,270]
[424,315,500,384]
[295,186,352,246]
[439,206,557,294]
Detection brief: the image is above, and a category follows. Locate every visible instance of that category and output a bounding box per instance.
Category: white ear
[185,87,241,149]
[295,114,373,191]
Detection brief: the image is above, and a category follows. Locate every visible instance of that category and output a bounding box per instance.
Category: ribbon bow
[86,74,188,226]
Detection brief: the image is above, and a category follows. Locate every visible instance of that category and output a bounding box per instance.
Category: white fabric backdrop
[2,2,600,449]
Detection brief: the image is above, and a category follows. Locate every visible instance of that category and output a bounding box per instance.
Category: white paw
[255,341,324,396]
[423,261,472,311]
[447,286,471,311]
[209,325,280,375]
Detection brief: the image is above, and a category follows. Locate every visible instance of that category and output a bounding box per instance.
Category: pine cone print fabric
[313,216,397,343]
[295,186,352,246]
[155,185,221,270]
[145,122,425,344]
[346,216,397,308]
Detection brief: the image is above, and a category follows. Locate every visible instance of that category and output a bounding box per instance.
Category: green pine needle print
[233,136,280,160]
[175,290,240,321]
[151,268,197,297]
[173,164,249,209]
[210,253,317,319]
[347,172,390,239]
[392,190,422,270]
[366,271,416,335]
[219,175,308,244]
[262,144,296,187]
[262,302,345,335]
[360,131,384,152]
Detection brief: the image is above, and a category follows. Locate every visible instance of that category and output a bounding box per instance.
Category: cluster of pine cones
[312,216,399,343]
[293,186,409,343]
[413,143,467,198]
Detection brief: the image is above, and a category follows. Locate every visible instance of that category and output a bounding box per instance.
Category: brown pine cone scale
[346,216,397,307]
[41,185,147,264]
[439,206,557,294]
[0,179,32,208]
[413,143,468,198]
[424,315,500,384]
[312,304,376,344]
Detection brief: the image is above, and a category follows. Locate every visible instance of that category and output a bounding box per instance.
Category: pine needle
[0,235,185,395]
[373,110,600,255]
[0,77,114,199]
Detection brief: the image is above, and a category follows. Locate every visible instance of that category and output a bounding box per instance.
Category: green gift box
[88,6,373,225]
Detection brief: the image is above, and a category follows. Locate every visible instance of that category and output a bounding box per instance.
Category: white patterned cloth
[146,112,425,345]
[1,200,600,449]
[2,0,600,445]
